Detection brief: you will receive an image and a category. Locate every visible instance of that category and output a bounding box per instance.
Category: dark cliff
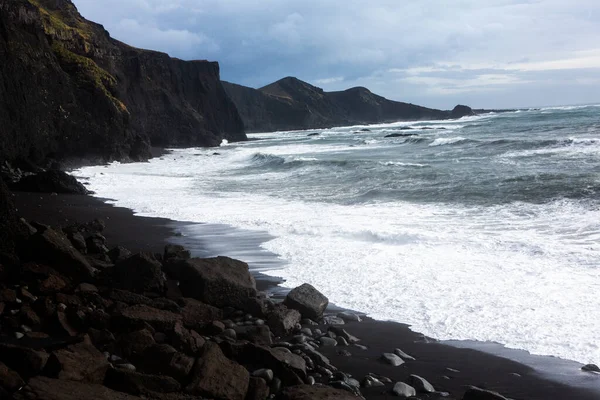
[0,0,245,165]
[223,77,473,132]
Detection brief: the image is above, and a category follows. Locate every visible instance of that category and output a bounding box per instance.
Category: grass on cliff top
[51,43,128,114]
[28,0,93,42]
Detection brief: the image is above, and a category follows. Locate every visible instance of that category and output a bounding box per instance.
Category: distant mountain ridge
[223,77,474,132]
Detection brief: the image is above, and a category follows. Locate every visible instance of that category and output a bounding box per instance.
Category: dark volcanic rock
[0,343,49,378]
[164,256,257,310]
[451,104,475,119]
[0,177,26,264]
[104,367,181,395]
[384,133,417,138]
[180,298,222,330]
[46,341,109,383]
[0,0,245,167]
[462,386,509,400]
[12,170,88,194]
[140,344,195,382]
[117,304,182,332]
[114,252,165,293]
[0,361,24,392]
[284,283,328,320]
[186,342,249,400]
[267,304,301,337]
[224,77,465,133]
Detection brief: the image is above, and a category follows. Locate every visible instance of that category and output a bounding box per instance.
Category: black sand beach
[12,190,600,400]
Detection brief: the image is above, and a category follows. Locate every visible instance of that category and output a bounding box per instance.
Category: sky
[73,0,600,109]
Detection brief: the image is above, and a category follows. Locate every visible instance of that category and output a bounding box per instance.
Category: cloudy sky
[74,0,600,109]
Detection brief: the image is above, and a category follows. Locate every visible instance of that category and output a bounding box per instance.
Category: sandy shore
[12,190,600,399]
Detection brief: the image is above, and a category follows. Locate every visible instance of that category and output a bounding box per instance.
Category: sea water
[74,105,600,365]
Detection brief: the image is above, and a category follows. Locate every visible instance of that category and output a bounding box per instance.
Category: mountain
[223,77,473,132]
[0,0,245,166]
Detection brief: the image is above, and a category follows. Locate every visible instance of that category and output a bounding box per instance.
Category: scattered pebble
[252,368,274,382]
[392,382,416,397]
[14,332,24,339]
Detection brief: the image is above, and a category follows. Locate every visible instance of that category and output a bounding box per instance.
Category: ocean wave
[429,137,469,147]
[380,161,429,168]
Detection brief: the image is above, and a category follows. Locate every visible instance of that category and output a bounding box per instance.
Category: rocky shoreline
[1,173,599,400]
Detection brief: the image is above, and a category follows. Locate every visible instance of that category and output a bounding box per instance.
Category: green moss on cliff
[28,0,93,42]
[51,42,127,113]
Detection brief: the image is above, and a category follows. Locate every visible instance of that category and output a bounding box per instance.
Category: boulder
[381,353,404,367]
[267,303,301,337]
[38,275,67,294]
[12,170,89,194]
[328,326,360,344]
[451,104,475,119]
[337,311,361,322]
[86,233,109,254]
[118,329,156,359]
[407,374,435,393]
[108,246,133,264]
[462,387,509,400]
[108,289,152,306]
[104,367,181,395]
[247,376,270,400]
[46,342,110,383]
[172,321,205,355]
[279,384,358,400]
[392,382,416,397]
[582,364,600,373]
[19,376,140,400]
[68,232,87,253]
[164,256,256,310]
[0,361,24,392]
[186,342,249,400]
[117,304,182,332]
[283,283,328,320]
[0,343,49,377]
[180,298,222,331]
[114,253,165,293]
[233,325,272,346]
[29,227,96,281]
[393,348,415,361]
[163,244,191,262]
[385,133,417,138]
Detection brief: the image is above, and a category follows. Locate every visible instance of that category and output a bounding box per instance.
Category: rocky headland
[223,78,474,133]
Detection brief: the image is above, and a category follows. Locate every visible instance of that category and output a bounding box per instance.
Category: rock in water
[284,283,329,320]
[12,170,89,194]
[450,104,475,119]
[581,364,600,373]
[392,382,416,397]
[407,374,435,393]
[164,256,257,310]
[462,386,509,400]
[186,342,249,400]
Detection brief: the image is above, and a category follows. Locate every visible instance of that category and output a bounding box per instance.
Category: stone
[329,326,360,343]
[0,361,24,391]
[118,304,182,331]
[337,350,352,357]
[108,246,133,264]
[0,289,17,303]
[88,328,115,350]
[108,289,152,306]
[336,337,349,346]
[0,343,49,377]
[223,328,237,339]
[394,348,416,361]
[337,311,361,322]
[283,283,329,320]
[29,227,97,281]
[164,256,256,310]
[210,320,226,334]
[279,384,358,400]
[46,342,110,383]
[407,374,435,393]
[362,375,384,388]
[252,368,274,382]
[86,233,109,254]
[392,382,416,397]
[104,367,181,395]
[69,232,87,253]
[381,353,405,366]
[462,386,510,400]
[13,170,89,194]
[323,315,345,325]
[267,303,301,337]
[582,364,600,373]
[38,275,67,294]
[319,337,337,347]
[118,329,156,359]
[186,342,249,400]
[77,283,98,292]
[20,376,140,400]
[247,376,270,400]
[114,253,165,294]
[180,297,222,330]
[149,297,180,312]
[20,304,41,327]
[53,310,79,336]
[172,321,204,355]
[233,325,272,346]
[163,244,191,262]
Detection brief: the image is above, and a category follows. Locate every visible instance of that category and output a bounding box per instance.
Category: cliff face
[0,0,245,165]
[223,77,473,132]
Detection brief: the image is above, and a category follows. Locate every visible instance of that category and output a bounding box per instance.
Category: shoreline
[13,190,600,399]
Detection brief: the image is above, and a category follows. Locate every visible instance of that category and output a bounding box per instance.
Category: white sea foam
[429,137,468,147]
[74,144,600,366]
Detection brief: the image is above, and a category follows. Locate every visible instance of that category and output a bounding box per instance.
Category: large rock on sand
[12,170,89,194]
[284,283,328,320]
[29,227,96,281]
[164,256,257,310]
[186,342,249,400]
[114,253,165,293]
[267,304,301,337]
[45,342,110,383]
[462,387,509,400]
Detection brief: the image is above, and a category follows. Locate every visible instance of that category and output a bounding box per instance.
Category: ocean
[74,104,600,366]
